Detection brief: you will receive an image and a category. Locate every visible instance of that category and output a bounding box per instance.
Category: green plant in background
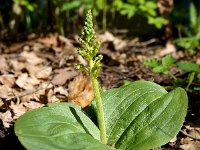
[59,0,106,33]
[15,10,188,150]
[12,0,37,31]
[144,55,200,91]
[177,61,200,90]
[111,0,168,28]
[174,2,200,55]
[144,55,177,80]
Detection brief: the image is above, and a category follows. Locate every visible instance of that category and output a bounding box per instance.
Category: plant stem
[169,72,177,80]
[89,61,107,144]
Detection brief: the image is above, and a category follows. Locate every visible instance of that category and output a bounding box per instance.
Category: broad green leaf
[162,55,174,67]
[177,61,200,72]
[144,58,160,68]
[15,103,112,150]
[153,66,168,74]
[102,80,187,150]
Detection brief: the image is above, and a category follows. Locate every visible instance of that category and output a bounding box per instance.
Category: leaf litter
[0,32,200,149]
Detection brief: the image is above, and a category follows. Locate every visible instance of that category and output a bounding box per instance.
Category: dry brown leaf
[48,95,61,103]
[180,141,200,150]
[19,82,53,102]
[21,51,44,65]
[68,74,94,108]
[54,86,68,96]
[35,66,52,80]
[23,101,44,110]
[58,35,75,49]
[185,126,200,139]
[181,137,193,144]
[97,31,115,42]
[0,55,9,73]
[52,68,77,85]
[37,34,58,49]
[25,63,42,76]
[0,85,13,99]
[0,74,16,88]
[16,73,40,90]
[157,42,176,56]
[0,110,13,128]
[10,101,27,119]
[10,59,26,72]
[97,31,127,51]
[31,42,45,51]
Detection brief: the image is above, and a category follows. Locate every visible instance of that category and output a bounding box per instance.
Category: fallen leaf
[97,31,127,51]
[52,68,77,85]
[68,74,94,108]
[180,141,200,150]
[21,51,44,65]
[16,73,40,90]
[0,85,13,99]
[10,101,27,119]
[157,42,176,56]
[185,126,200,139]
[0,74,16,88]
[37,34,58,49]
[19,81,53,102]
[25,63,42,76]
[0,110,13,128]
[181,137,193,144]
[48,95,61,103]
[35,66,52,80]
[23,101,44,110]
[10,59,26,72]
[0,55,9,73]
[54,86,68,96]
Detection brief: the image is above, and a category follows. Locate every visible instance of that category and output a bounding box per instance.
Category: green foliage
[15,10,188,150]
[145,55,200,91]
[15,103,113,150]
[13,0,37,12]
[60,0,103,16]
[101,81,187,150]
[177,61,200,73]
[61,0,82,12]
[111,0,167,28]
[177,61,200,89]
[15,81,188,150]
[1,0,168,38]
[174,2,200,55]
[144,55,176,79]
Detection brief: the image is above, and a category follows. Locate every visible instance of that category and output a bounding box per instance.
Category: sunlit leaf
[15,103,114,150]
[102,80,188,150]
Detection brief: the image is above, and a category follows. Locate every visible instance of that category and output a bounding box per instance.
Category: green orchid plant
[15,10,188,150]
[76,10,106,144]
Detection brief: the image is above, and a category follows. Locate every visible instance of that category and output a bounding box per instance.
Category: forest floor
[0,32,200,150]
